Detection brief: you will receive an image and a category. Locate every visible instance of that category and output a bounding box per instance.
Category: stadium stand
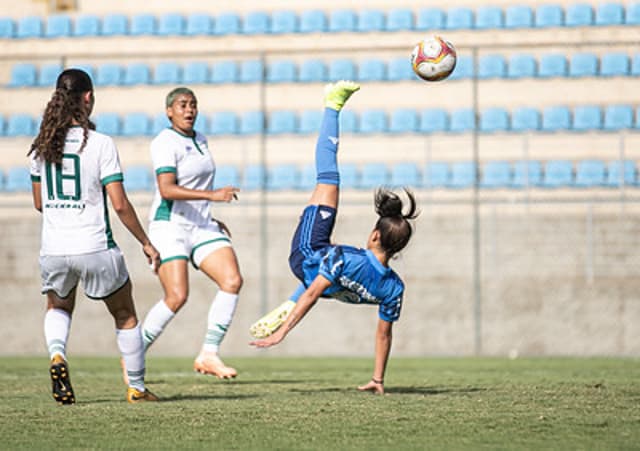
[185,13,213,36]
[45,14,71,38]
[480,161,512,188]
[5,167,31,192]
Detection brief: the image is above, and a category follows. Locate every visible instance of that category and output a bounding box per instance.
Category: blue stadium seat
[299,10,327,33]
[600,53,629,77]
[511,161,542,187]
[328,59,356,81]
[17,16,42,38]
[507,54,537,79]
[123,63,151,85]
[267,164,299,191]
[298,110,323,134]
[243,11,270,35]
[122,113,150,137]
[213,13,240,35]
[340,163,359,189]
[446,7,474,30]
[298,59,327,82]
[73,15,100,37]
[390,162,420,187]
[329,9,356,32]
[631,53,640,76]
[605,160,636,187]
[387,58,414,81]
[6,114,34,136]
[626,3,640,25]
[94,113,121,135]
[158,13,184,36]
[214,165,240,189]
[96,64,123,86]
[239,60,264,83]
[538,54,568,78]
[416,8,445,30]
[239,111,264,135]
[151,113,169,135]
[211,60,239,84]
[505,6,534,28]
[268,111,296,134]
[448,162,477,188]
[182,62,209,84]
[386,9,413,31]
[359,163,389,189]
[569,53,598,77]
[542,106,571,132]
[37,63,63,87]
[420,108,449,133]
[572,106,602,131]
[123,166,152,192]
[0,17,14,38]
[194,114,207,133]
[480,161,512,188]
[603,105,633,130]
[5,167,31,192]
[478,54,507,79]
[130,14,156,36]
[535,5,564,28]
[448,55,474,80]
[565,4,594,27]
[423,162,450,188]
[185,13,212,36]
[358,110,387,134]
[340,110,357,133]
[357,9,385,32]
[595,3,624,26]
[388,109,418,134]
[450,109,476,133]
[102,14,127,36]
[480,108,509,132]
[0,115,5,136]
[357,59,386,81]
[9,63,37,87]
[209,112,238,135]
[297,164,316,190]
[241,164,266,191]
[45,14,71,38]
[270,11,297,34]
[0,168,5,191]
[634,106,640,129]
[475,6,503,29]
[153,62,181,85]
[267,60,297,83]
[542,160,573,188]
[574,160,606,187]
[511,107,541,132]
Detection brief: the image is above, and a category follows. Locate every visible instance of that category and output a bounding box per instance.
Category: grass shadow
[387,386,486,395]
[159,393,259,402]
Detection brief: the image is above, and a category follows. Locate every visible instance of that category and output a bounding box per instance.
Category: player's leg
[45,289,77,405]
[249,284,303,339]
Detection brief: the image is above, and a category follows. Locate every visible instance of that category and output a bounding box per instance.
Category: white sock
[202,291,238,354]
[44,308,71,360]
[116,324,145,392]
[142,299,175,351]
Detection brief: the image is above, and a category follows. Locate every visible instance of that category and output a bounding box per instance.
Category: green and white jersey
[149,128,215,227]
[30,126,123,256]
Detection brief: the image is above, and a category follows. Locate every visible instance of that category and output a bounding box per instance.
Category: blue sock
[316,108,340,186]
[288,284,306,304]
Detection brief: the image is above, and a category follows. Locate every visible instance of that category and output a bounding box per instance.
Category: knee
[165,288,189,312]
[220,272,243,294]
[112,307,137,329]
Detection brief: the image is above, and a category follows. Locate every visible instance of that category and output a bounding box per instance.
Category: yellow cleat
[126,387,159,404]
[249,300,296,339]
[324,80,360,111]
[50,354,75,405]
[194,353,237,379]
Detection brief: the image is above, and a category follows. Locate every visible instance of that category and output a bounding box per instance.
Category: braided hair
[373,188,419,258]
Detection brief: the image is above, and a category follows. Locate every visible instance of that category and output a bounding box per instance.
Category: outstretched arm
[358,318,393,395]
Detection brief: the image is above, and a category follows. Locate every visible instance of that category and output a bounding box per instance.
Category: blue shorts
[289,205,337,283]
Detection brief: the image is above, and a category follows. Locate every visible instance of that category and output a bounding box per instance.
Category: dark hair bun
[375,188,418,220]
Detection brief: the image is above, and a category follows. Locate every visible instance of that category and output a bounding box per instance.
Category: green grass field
[0,356,638,450]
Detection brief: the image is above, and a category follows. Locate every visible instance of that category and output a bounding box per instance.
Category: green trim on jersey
[160,255,189,265]
[31,174,41,182]
[102,187,117,249]
[156,166,177,175]
[153,198,174,221]
[101,173,124,186]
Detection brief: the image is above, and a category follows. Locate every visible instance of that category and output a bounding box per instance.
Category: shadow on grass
[159,393,260,402]
[146,378,316,386]
[387,386,486,395]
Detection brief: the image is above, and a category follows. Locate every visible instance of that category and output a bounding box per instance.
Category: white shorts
[149,220,232,269]
[39,247,130,300]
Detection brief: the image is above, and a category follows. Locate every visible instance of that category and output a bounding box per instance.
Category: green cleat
[249,300,296,339]
[50,354,75,405]
[324,80,360,111]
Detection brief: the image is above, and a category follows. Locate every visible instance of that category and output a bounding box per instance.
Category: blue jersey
[301,245,404,322]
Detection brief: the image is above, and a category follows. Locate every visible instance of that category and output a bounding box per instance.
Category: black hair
[373,188,419,258]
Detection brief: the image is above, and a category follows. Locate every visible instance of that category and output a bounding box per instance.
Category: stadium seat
[182,61,209,84]
[357,59,386,81]
[475,6,503,29]
[45,14,71,38]
[390,162,420,187]
[209,112,237,135]
[448,162,477,188]
[101,14,127,36]
[446,7,474,30]
[478,54,507,79]
[6,114,34,136]
[130,14,156,36]
[511,161,542,188]
[329,9,356,32]
[297,164,316,190]
[507,54,537,79]
[123,63,151,85]
[151,113,169,135]
[96,64,123,86]
[340,110,357,133]
[386,9,414,32]
[542,106,571,132]
[0,17,14,38]
[0,115,5,136]
[388,109,418,134]
[572,106,602,131]
[328,59,356,81]
[239,111,264,135]
[387,58,414,81]
[574,160,606,187]
[153,62,181,85]
[631,54,640,76]
[480,161,512,188]
[450,109,476,133]
[299,10,327,33]
[569,53,598,77]
[511,107,541,132]
[339,163,359,189]
[605,160,636,187]
[185,13,213,36]
[298,59,327,82]
[505,6,534,28]
[37,63,63,87]
[267,60,297,83]
[298,110,323,134]
[565,4,594,27]
[535,4,564,28]
[9,63,37,87]
[448,55,474,80]
[241,164,266,191]
[359,163,389,189]
[5,167,31,192]
[239,60,264,83]
[358,110,387,134]
[0,168,5,191]
[16,16,42,38]
[122,113,150,137]
[538,54,568,78]
[419,109,449,133]
[73,15,100,37]
[357,10,385,32]
[626,3,640,25]
[124,166,152,192]
[480,108,509,132]
[595,3,624,26]
[423,162,450,188]
[194,114,207,133]
[158,13,184,36]
[542,160,573,188]
[267,111,297,134]
[94,113,121,135]
[211,60,239,84]
[270,11,297,34]
[415,8,445,30]
[603,105,633,130]
[213,13,240,35]
[214,165,240,189]
[599,53,629,77]
[267,164,299,191]
[243,11,270,35]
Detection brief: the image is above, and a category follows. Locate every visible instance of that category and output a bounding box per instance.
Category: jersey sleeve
[150,133,177,175]
[99,136,123,185]
[317,246,345,284]
[29,152,41,182]
[378,284,404,322]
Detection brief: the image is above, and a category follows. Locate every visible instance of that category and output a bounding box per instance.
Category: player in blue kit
[250,81,419,394]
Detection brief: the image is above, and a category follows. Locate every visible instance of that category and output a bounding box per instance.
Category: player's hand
[143,242,161,274]
[357,379,385,395]
[215,219,232,238]
[210,186,239,203]
[249,331,285,348]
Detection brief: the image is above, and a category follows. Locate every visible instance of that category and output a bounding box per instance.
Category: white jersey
[30,126,123,256]
[149,128,215,227]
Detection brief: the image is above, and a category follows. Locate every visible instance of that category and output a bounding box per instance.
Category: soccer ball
[411,36,457,82]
